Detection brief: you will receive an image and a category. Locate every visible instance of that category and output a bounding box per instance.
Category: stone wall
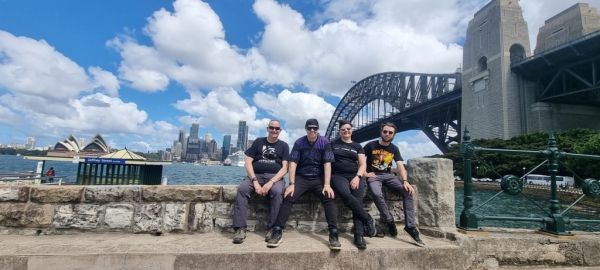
[0,158,455,236]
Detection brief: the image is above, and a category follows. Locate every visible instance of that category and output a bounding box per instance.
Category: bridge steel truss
[325,72,462,153]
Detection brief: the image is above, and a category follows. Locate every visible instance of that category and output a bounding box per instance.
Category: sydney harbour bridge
[325,2,600,153]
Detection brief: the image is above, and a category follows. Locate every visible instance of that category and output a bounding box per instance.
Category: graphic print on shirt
[261,145,277,163]
[369,149,394,171]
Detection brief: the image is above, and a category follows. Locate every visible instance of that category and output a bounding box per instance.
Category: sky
[1,0,598,160]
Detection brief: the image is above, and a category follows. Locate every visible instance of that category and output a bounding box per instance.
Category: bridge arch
[325,72,462,153]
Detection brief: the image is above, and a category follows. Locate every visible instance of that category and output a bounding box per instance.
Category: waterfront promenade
[1,229,599,270]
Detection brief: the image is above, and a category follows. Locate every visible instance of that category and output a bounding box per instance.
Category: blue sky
[1,0,596,160]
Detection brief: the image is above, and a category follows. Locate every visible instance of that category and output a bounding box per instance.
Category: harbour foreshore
[0,158,598,269]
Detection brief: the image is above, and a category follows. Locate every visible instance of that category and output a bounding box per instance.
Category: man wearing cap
[266,118,341,250]
[364,122,425,247]
[232,119,289,244]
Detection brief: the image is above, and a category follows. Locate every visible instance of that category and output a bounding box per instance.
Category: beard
[381,136,393,143]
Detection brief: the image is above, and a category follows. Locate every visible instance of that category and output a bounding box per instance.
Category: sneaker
[264,229,272,242]
[364,217,377,237]
[328,228,342,250]
[353,234,366,250]
[387,221,398,237]
[404,227,425,247]
[266,227,283,248]
[232,228,246,244]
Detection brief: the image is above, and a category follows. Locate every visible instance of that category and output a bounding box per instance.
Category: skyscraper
[26,137,36,150]
[237,121,248,151]
[222,135,232,161]
[190,123,199,140]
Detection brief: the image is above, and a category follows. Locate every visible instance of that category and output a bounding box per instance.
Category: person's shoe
[328,228,342,250]
[266,227,283,248]
[353,234,366,250]
[232,228,246,244]
[364,217,377,237]
[387,221,398,237]
[264,229,272,242]
[404,227,425,247]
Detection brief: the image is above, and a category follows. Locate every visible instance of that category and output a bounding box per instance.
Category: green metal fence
[458,128,600,235]
[75,163,163,185]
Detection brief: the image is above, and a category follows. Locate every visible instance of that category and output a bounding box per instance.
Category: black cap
[305,118,319,129]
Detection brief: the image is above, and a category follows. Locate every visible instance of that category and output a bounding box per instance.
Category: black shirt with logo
[363,140,403,174]
[331,138,363,177]
[244,137,290,174]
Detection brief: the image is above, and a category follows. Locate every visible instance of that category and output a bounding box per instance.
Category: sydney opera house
[47,134,111,157]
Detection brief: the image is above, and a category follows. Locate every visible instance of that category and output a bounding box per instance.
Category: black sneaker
[364,217,377,237]
[353,234,366,250]
[266,227,283,248]
[264,229,272,242]
[404,227,425,247]
[387,221,398,237]
[232,228,246,244]
[328,228,341,250]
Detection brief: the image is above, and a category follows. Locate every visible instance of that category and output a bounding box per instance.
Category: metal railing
[0,172,64,185]
[458,129,600,235]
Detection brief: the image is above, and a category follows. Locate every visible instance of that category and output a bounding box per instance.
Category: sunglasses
[382,130,395,135]
[268,126,281,131]
[306,127,318,131]
[340,128,352,132]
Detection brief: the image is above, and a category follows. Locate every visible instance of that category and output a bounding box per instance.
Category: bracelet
[355,174,361,178]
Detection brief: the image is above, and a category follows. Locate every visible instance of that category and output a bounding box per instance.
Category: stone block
[164,203,187,232]
[582,240,600,265]
[53,204,100,229]
[103,204,134,229]
[0,186,29,202]
[191,203,214,232]
[213,202,232,218]
[296,221,328,232]
[214,218,233,232]
[0,256,27,270]
[30,186,83,203]
[133,203,162,233]
[408,158,455,231]
[221,185,237,202]
[142,186,220,202]
[84,186,141,203]
[0,203,53,227]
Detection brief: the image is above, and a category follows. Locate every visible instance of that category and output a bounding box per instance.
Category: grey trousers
[367,173,416,228]
[232,173,284,230]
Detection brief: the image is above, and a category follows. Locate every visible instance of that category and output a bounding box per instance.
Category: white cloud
[0,104,18,124]
[395,131,442,161]
[253,89,335,139]
[89,66,120,96]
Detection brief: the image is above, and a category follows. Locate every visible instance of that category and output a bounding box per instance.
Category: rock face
[408,158,456,235]
[0,158,456,235]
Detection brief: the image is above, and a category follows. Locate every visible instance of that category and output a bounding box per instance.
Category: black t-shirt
[363,140,403,173]
[244,137,290,174]
[331,138,363,177]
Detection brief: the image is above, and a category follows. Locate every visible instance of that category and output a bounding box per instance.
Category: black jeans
[331,174,369,235]
[274,175,338,230]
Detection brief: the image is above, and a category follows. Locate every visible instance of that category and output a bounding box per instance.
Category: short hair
[381,122,397,133]
[337,119,353,129]
[268,119,280,125]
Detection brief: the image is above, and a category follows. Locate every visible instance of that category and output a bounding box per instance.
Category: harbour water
[1,155,598,231]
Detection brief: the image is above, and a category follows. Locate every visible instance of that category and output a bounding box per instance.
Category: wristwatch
[250,176,257,182]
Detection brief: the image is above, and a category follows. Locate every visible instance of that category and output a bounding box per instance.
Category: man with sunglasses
[232,119,289,244]
[363,122,425,247]
[266,118,341,250]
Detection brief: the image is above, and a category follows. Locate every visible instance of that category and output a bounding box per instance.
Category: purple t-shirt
[290,135,335,177]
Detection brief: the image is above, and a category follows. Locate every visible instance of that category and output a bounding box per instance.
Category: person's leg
[267,176,311,248]
[265,176,284,230]
[309,179,341,250]
[381,175,416,229]
[232,177,255,229]
[367,176,394,223]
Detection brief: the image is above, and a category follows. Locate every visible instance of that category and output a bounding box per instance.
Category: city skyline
[1,0,595,162]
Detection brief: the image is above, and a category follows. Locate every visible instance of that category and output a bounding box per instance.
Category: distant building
[48,134,110,157]
[190,123,199,140]
[206,139,218,159]
[26,137,36,150]
[237,121,248,151]
[222,135,232,161]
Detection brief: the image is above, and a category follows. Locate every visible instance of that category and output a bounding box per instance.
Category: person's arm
[284,161,296,198]
[244,156,264,195]
[396,161,414,195]
[351,153,367,190]
[322,162,334,198]
[261,160,288,193]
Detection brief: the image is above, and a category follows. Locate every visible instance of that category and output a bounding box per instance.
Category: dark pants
[232,173,284,230]
[331,174,369,236]
[274,175,338,230]
[367,173,416,228]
